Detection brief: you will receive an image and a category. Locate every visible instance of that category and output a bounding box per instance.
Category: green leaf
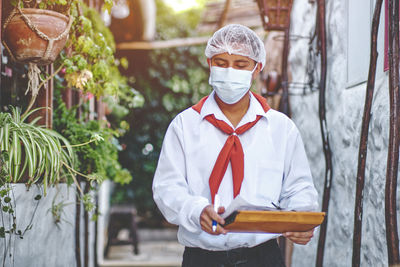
[4,123,9,151]
[16,156,28,182]
[33,140,43,178]
[0,189,7,197]
[120,57,129,69]
[102,0,113,12]
[26,130,37,175]
[64,58,74,67]
[11,106,20,123]
[28,116,42,126]
[13,132,21,166]
[0,127,4,151]
[8,147,13,181]
[21,107,46,123]
[2,151,9,162]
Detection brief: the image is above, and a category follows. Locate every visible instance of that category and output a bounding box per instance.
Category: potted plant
[0,106,75,194]
[2,0,74,66]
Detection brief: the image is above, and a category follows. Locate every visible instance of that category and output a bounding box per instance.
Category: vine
[0,151,42,266]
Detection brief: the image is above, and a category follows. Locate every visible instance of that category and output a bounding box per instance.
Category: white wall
[287,0,393,266]
[97,179,112,264]
[0,184,76,267]
[0,182,105,267]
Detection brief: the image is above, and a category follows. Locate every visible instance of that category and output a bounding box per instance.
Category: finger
[284,234,311,244]
[200,214,216,234]
[200,220,215,234]
[284,230,314,239]
[283,233,309,240]
[215,224,228,235]
[284,233,306,238]
[291,240,310,245]
[200,218,226,235]
[283,230,314,245]
[200,213,213,230]
[207,208,225,225]
[200,213,227,235]
[217,206,226,214]
[200,205,227,234]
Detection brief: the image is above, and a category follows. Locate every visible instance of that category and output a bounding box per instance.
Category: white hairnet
[205,24,266,70]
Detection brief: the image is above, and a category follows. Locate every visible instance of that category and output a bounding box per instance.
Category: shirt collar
[199,90,269,126]
[199,90,225,120]
[240,92,269,124]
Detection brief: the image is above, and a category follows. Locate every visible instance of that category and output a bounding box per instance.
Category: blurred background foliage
[53,88,133,187]
[112,0,210,226]
[52,3,144,188]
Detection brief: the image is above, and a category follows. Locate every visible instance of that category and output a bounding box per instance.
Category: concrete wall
[0,183,106,267]
[287,0,395,266]
[0,184,76,267]
[97,179,112,264]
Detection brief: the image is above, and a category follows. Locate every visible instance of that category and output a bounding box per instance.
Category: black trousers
[182,239,286,267]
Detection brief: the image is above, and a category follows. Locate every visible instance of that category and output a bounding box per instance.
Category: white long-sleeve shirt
[152,91,319,250]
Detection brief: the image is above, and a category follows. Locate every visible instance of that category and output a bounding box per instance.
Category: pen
[212,194,220,232]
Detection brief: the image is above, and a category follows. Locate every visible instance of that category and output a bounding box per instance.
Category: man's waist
[184,238,279,257]
[178,228,279,251]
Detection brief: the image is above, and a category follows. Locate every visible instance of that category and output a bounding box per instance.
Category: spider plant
[0,106,75,194]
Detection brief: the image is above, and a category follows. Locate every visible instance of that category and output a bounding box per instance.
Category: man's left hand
[283,228,314,245]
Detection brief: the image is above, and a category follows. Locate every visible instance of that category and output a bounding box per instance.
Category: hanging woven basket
[2,8,72,65]
[257,0,294,31]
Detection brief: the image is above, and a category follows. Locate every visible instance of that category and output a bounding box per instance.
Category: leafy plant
[61,2,138,100]
[11,0,74,15]
[9,0,144,110]
[0,151,42,244]
[0,151,9,185]
[0,107,75,194]
[0,183,42,240]
[49,193,73,225]
[53,93,133,186]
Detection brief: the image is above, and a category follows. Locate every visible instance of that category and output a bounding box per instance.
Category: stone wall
[287,0,394,266]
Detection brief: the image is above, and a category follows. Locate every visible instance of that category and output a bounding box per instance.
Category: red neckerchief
[192,92,270,203]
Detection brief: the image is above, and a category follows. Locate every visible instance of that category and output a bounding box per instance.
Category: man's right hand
[200,205,227,235]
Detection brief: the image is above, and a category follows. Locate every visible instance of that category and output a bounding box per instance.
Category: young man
[153,24,319,267]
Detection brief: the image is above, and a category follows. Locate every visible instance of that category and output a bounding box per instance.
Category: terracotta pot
[3,8,70,65]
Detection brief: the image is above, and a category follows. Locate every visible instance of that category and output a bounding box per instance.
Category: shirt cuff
[180,197,210,233]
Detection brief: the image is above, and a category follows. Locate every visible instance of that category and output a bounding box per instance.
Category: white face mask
[209,65,257,104]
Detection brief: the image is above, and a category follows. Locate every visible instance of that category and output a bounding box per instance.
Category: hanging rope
[2,0,73,63]
[21,63,44,117]
[3,0,73,117]
[26,63,43,97]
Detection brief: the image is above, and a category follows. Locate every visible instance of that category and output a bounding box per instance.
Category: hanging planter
[2,7,73,66]
[257,0,294,31]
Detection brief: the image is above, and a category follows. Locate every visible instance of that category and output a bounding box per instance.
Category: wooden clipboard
[223,210,326,233]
